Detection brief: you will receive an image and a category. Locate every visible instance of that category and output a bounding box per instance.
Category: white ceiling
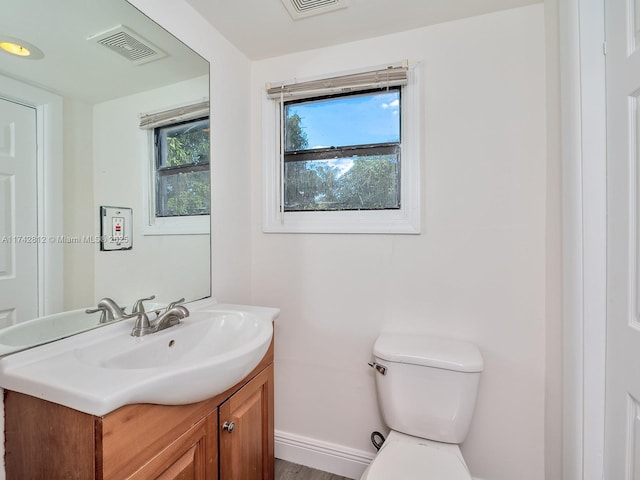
[186,0,542,60]
[0,0,208,104]
[0,0,542,103]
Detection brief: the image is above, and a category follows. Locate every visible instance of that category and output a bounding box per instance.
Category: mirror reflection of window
[155,117,211,217]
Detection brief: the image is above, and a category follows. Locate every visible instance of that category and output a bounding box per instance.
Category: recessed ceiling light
[0,36,44,59]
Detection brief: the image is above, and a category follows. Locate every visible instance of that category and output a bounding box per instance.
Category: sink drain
[168,340,175,347]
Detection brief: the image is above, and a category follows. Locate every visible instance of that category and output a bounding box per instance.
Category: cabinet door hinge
[603,41,607,55]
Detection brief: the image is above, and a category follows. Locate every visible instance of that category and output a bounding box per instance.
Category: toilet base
[360,431,471,480]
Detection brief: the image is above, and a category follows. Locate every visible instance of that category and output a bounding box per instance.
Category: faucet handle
[132,295,156,313]
[166,298,185,311]
[85,306,108,324]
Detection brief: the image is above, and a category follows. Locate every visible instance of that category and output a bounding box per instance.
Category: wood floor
[275,459,355,480]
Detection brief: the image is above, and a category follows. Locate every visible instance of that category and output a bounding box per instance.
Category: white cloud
[381,99,400,109]
[327,158,354,177]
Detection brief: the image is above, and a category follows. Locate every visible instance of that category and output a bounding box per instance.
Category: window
[283,88,401,212]
[263,62,420,234]
[154,117,210,217]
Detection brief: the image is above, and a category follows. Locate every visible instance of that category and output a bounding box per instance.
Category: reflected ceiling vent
[87,25,166,65]
[280,0,348,20]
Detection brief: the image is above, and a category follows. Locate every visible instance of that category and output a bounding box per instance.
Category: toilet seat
[362,440,472,480]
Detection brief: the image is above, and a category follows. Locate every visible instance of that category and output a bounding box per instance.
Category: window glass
[284,89,400,151]
[155,117,210,217]
[283,88,401,212]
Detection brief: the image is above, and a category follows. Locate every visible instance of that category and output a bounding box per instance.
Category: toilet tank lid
[373,333,484,372]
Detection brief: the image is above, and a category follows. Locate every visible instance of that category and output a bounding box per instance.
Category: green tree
[285,161,342,210]
[285,111,309,151]
[282,110,399,211]
[160,121,210,216]
[164,171,210,216]
[166,129,209,166]
[284,110,313,209]
[284,162,318,209]
[337,156,399,209]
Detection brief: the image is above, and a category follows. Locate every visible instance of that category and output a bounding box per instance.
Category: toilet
[362,332,484,480]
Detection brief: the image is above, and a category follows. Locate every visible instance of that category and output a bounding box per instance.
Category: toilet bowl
[360,431,472,480]
[364,333,483,479]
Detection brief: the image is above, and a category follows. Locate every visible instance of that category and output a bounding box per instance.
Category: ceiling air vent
[280,0,348,20]
[87,25,166,65]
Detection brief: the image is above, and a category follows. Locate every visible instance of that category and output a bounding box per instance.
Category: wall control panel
[100,206,133,251]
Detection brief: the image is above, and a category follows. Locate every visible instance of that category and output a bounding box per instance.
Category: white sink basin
[0,301,277,415]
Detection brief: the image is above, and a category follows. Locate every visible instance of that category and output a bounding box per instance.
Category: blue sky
[286,90,400,149]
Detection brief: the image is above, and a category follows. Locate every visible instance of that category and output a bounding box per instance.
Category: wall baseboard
[275,430,375,479]
[275,430,487,480]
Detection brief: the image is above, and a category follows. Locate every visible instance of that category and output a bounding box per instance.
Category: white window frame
[262,63,421,234]
[139,103,210,236]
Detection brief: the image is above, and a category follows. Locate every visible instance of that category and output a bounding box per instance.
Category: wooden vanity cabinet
[219,366,274,480]
[4,343,274,480]
[125,412,217,480]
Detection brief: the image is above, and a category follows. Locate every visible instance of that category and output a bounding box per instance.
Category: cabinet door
[219,365,274,480]
[128,413,217,480]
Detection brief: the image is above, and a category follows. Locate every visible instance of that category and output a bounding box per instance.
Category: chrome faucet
[86,297,127,324]
[166,297,185,310]
[130,304,189,337]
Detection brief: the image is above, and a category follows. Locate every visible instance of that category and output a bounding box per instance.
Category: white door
[0,98,38,325]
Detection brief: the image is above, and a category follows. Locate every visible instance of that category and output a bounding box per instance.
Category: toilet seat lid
[365,441,471,480]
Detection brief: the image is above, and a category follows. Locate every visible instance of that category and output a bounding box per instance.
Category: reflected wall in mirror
[0,0,211,353]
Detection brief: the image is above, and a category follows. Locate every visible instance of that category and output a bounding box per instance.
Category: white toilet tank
[372,333,483,444]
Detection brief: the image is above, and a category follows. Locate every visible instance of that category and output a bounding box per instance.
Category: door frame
[560,0,607,478]
[0,75,63,317]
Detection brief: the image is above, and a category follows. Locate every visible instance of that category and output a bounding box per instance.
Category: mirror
[0,0,211,354]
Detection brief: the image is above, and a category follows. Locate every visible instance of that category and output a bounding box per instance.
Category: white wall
[130,0,253,305]
[62,79,214,312]
[92,76,210,307]
[250,5,547,480]
[63,98,95,310]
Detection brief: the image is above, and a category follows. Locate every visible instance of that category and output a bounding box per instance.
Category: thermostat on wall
[100,206,133,251]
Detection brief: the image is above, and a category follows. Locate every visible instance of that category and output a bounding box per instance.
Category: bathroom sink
[0,301,277,415]
[74,310,268,370]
